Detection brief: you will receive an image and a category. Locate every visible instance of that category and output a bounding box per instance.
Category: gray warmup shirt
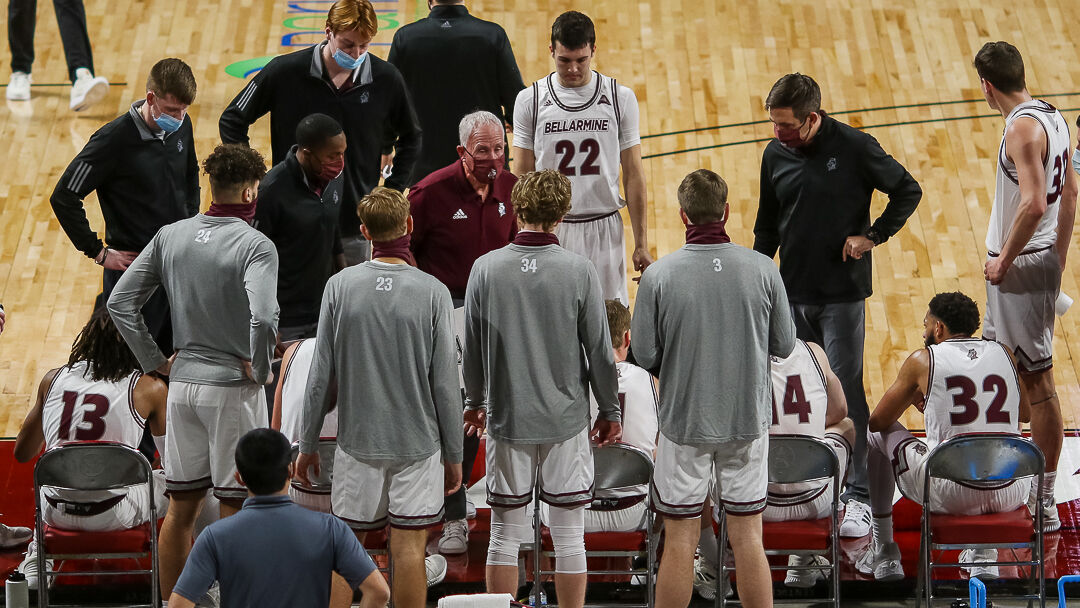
[299,261,463,463]
[632,243,796,444]
[462,243,620,444]
[108,215,279,386]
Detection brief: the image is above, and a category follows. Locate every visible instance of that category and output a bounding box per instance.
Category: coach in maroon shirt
[409,110,517,301]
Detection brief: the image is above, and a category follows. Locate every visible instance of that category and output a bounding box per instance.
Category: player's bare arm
[620,144,652,272]
[868,349,930,432]
[443,462,462,496]
[463,407,486,437]
[133,373,169,437]
[512,146,535,176]
[985,117,1048,284]
[806,341,848,425]
[1056,150,1078,269]
[13,368,58,463]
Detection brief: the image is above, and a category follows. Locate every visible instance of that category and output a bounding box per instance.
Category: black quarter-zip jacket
[220,43,422,237]
[753,112,923,304]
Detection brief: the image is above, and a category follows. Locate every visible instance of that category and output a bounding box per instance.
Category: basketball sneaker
[426,554,448,587]
[18,541,54,590]
[1028,495,1061,533]
[438,518,469,555]
[959,548,999,580]
[69,68,109,111]
[784,554,830,588]
[840,499,872,538]
[6,72,30,101]
[855,540,904,581]
[692,554,732,600]
[0,522,31,548]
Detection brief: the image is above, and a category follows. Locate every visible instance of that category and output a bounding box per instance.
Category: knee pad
[547,504,586,574]
[487,505,531,567]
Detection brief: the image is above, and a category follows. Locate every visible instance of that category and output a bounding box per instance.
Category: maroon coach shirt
[408,161,518,300]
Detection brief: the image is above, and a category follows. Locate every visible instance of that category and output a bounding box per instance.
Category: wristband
[94,247,109,266]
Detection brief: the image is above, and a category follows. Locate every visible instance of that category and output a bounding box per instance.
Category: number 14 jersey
[925,338,1021,449]
[41,361,146,450]
[768,339,828,438]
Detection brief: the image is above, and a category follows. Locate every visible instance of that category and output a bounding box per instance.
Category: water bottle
[5,571,29,608]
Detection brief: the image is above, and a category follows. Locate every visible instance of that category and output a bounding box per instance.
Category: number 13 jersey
[924,338,1021,449]
[513,71,640,218]
[41,361,146,450]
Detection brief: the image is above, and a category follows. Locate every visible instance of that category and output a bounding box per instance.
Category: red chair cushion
[762,518,831,551]
[43,524,152,554]
[540,529,649,552]
[930,507,1034,545]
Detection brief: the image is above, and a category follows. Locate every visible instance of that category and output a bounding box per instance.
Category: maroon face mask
[774,114,814,148]
[463,148,502,185]
[308,155,344,195]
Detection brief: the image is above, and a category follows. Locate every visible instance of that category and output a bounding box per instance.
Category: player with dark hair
[857,292,1030,581]
[167,428,389,608]
[512,10,651,304]
[973,41,1078,532]
[13,308,168,589]
[108,143,279,600]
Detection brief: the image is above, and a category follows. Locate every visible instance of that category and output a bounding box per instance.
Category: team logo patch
[913,443,928,456]
[441,20,451,28]
[598,94,611,106]
[452,208,468,220]
[967,348,979,360]
[177,139,183,152]
[360,91,369,104]
[333,191,339,204]
[826,157,837,172]
[498,202,506,217]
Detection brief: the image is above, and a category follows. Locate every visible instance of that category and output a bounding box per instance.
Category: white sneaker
[18,542,54,590]
[425,554,447,587]
[438,518,468,555]
[959,548,999,580]
[1033,496,1061,533]
[6,71,31,101]
[691,555,732,600]
[195,581,220,607]
[0,523,32,548]
[466,497,477,520]
[784,554,829,588]
[840,499,872,538]
[69,67,109,111]
[855,540,904,581]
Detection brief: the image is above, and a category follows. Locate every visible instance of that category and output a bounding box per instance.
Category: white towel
[437,593,514,608]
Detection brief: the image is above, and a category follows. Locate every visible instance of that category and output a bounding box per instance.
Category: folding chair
[719,435,841,608]
[916,434,1045,608]
[33,442,159,608]
[533,443,656,608]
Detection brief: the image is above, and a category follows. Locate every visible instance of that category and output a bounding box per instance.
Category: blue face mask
[332,48,367,71]
[1072,148,1080,177]
[151,103,183,133]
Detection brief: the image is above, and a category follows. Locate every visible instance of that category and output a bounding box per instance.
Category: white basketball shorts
[486,428,594,509]
[331,447,444,530]
[651,432,768,517]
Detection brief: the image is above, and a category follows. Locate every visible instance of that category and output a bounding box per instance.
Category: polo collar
[242,494,293,509]
[310,41,372,87]
[129,100,166,142]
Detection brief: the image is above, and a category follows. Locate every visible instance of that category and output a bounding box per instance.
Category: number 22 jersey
[41,360,146,450]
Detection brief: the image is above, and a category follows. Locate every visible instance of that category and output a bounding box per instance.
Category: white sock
[1041,471,1057,500]
[698,525,719,570]
[872,515,893,546]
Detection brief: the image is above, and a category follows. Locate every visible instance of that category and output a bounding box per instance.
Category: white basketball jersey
[531,71,627,217]
[768,340,829,438]
[41,361,145,450]
[924,339,1021,449]
[987,99,1072,253]
[279,339,338,442]
[590,360,658,498]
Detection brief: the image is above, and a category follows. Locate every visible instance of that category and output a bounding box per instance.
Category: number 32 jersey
[924,338,1020,449]
[768,339,828,438]
[41,361,146,450]
[513,71,640,217]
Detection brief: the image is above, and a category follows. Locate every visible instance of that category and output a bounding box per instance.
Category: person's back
[768,339,828,439]
[277,339,337,443]
[42,361,145,450]
[389,1,523,181]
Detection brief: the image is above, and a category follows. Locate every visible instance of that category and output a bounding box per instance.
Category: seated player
[13,309,168,589]
[296,188,462,607]
[857,292,1030,581]
[540,299,659,533]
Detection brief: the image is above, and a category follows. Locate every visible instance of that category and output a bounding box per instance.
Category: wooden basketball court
[1,0,1079,437]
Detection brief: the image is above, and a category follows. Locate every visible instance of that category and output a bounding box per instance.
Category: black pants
[8,0,94,81]
[444,431,481,521]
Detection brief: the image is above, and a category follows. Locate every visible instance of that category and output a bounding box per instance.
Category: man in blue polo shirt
[168,429,389,608]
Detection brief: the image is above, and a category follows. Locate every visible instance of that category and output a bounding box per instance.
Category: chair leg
[717,512,727,608]
[533,490,542,608]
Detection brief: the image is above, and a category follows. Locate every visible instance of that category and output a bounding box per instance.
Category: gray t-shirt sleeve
[431,287,464,462]
[332,517,378,588]
[243,239,280,384]
[766,265,796,359]
[171,529,218,603]
[107,236,168,373]
[629,266,661,374]
[299,280,337,454]
[580,263,620,422]
[462,262,487,411]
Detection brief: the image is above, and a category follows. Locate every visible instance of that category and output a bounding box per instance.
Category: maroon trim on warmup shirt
[685,220,731,245]
[513,231,559,246]
[371,234,416,266]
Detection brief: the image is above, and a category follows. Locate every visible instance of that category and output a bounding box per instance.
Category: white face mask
[1072,148,1080,177]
